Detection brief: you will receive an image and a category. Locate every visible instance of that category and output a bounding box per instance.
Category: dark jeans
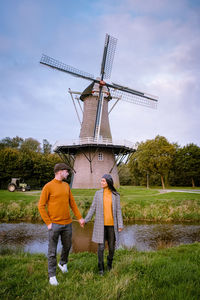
[98,226,116,271]
[48,223,72,277]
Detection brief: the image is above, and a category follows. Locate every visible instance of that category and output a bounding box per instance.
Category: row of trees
[0,135,200,189]
[0,136,52,154]
[0,137,62,189]
[119,135,200,188]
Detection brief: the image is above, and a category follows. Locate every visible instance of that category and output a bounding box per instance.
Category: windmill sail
[93,34,118,139]
[40,54,95,82]
[101,34,117,80]
[109,83,158,109]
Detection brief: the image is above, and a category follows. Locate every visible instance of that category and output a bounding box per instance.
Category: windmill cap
[54,163,70,173]
[80,81,111,101]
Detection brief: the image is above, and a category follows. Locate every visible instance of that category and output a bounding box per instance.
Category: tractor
[7,178,31,192]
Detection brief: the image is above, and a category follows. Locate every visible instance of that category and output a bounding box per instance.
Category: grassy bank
[0,187,200,222]
[0,243,200,300]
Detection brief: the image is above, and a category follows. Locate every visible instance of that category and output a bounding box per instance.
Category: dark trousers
[98,226,116,271]
[48,223,72,277]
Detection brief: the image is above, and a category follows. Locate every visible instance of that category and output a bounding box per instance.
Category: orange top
[103,187,114,226]
[38,179,82,225]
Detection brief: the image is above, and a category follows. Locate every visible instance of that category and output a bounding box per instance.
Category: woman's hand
[47,223,52,230]
[79,218,85,228]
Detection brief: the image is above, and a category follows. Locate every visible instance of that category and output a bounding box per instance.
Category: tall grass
[0,187,200,222]
[0,190,41,221]
[0,243,200,299]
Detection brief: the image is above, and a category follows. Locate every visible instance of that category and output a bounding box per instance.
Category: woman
[84,174,123,275]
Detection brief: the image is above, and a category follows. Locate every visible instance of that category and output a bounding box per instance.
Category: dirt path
[158,189,200,194]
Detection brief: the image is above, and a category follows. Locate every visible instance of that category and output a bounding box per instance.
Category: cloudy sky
[0,0,200,149]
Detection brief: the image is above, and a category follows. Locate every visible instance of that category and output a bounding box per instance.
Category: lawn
[0,243,199,300]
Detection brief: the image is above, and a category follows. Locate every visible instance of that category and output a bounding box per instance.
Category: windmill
[40,34,158,188]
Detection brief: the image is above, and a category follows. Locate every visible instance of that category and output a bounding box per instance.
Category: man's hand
[78,218,85,228]
[118,228,123,232]
[47,223,52,230]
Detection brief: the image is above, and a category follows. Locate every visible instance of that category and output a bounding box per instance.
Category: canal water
[0,221,200,254]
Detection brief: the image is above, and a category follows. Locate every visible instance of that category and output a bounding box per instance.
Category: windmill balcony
[53,137,135,152]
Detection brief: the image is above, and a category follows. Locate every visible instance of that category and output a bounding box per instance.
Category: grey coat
[84,189,123,246]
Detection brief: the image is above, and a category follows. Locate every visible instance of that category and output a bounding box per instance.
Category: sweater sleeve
[38,185,52,226]
[69,188,82,220]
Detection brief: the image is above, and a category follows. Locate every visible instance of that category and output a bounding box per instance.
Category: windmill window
[98,152,103,161]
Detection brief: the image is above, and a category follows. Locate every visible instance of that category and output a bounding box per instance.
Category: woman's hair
[102,174,119,195]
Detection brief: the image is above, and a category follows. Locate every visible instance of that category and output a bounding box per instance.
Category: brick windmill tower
[40,34,158,188]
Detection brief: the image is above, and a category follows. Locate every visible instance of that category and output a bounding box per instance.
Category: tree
[20,138,41,153]
[130,135,176,189]
[0,136,24,150]
[0,136,62,189]
[43,139,52,154]
[128,155,147,186]
[173,143,200,187]
[0,148,21,187]
[118,164,133,185]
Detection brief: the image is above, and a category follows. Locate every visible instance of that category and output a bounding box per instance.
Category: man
[38,163,84,286]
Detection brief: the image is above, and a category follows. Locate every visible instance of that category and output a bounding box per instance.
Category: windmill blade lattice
[109,87,158,109]
[100,34,118,80]
[93,34,117,139]
[40,54,95,82]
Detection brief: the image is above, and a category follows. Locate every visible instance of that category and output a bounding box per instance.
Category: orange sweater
[103,187,114,226]
[38,178,82,225]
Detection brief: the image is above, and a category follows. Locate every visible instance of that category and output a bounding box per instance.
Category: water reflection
[121,223,200,251]
[0,222,199,254]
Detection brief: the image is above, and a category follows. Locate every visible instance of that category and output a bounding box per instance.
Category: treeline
[0,136,63,189]
[0,135,200,189]
[119,135,200,188]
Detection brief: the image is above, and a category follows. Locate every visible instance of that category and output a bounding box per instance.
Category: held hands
[79,218,85,228]
[47,223,52,230]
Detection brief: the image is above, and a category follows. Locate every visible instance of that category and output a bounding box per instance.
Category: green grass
[0,190,41,221]
[0,187,200,222]
[119,187,200,222]
[0,243,200,300]
[0,190,41,204]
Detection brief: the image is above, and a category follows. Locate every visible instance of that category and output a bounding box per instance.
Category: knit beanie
[102,174,113,185]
